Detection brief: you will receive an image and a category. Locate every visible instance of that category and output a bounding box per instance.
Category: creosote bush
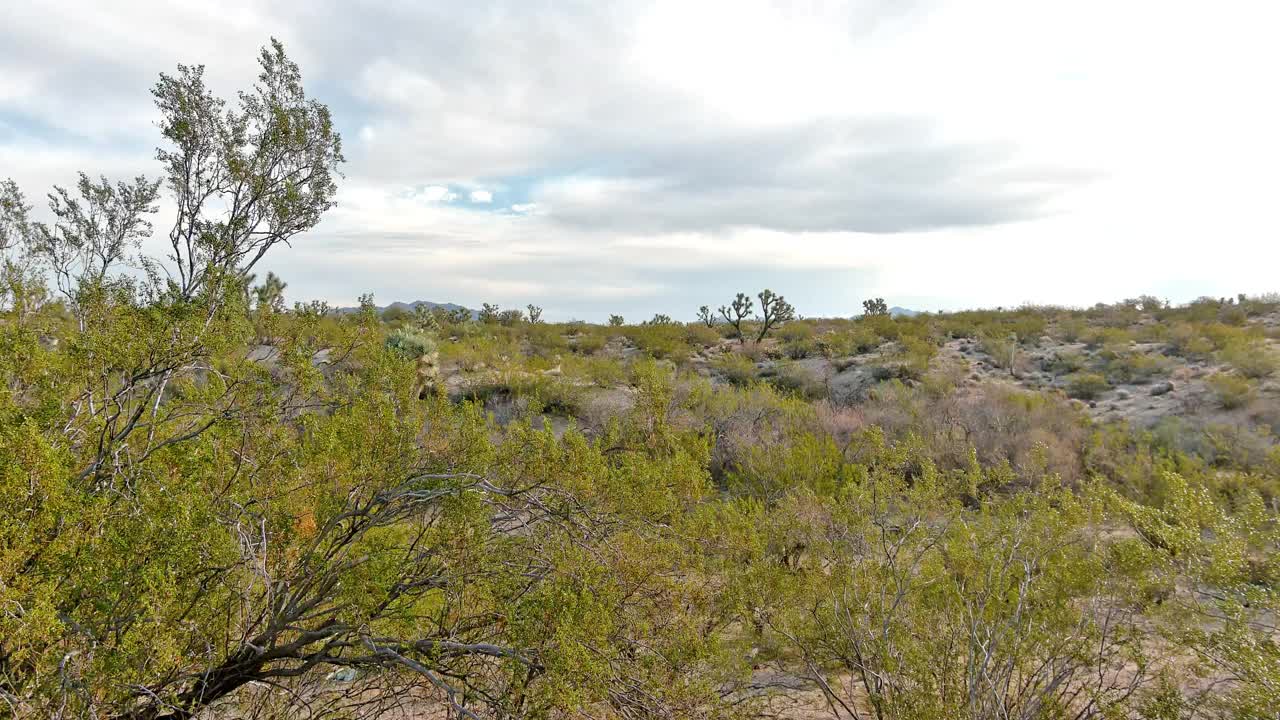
[1067,372,1111,400]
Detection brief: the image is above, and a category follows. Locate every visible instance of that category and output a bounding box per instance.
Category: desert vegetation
[2,42,1279,720]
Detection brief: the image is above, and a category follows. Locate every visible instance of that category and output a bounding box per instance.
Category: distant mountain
[333,300,476,319]
[889,306,920,318]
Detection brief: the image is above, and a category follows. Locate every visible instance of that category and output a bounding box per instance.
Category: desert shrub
[1133,322,1171,344]
[523,323,572,358]
[860,314,901,343]
[1167,324,1215,359]
[570,331,607,355]
[440,332,520,371]
[724,430,847,499]
[582,356,628,387]
[1056,317,1087,342]
[1220,305,1248,326]
[820,327,881,357]
[384,327,436,359]
[1219,341,1279,379]
[1207,373,1254,409]
[1201,321,1260,351]
[1102,352,1167,384]
[777,321,815,343]
[783,339,817,360]
[625,323,691,363]
[1082,326,1131,349]
[779,321,818,359]
[713,352,758,386]
[1066,372,1110,400]
[897,336,937,379]
[380,305,413,325]
[1048,350,1087,375]
[684,323,721,348]
[980,334,1016,370]
[767,364,828,400]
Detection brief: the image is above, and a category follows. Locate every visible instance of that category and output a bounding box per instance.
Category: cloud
[2,0,1279,320]
[415,185,458,203]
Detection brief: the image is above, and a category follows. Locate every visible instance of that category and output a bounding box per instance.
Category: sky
[2,0,1278,321]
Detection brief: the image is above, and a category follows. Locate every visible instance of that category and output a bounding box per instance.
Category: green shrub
[1066,372,1110,400]
[781,339,814,360]
[1219,342,1279,379]
[625,324,690,363]
[1056,317,1087,342]
[766,364,827,400]
[713,352,758,386]
[1082,326,1131,349]
[384,327,436,359]
[897,336,937,379]
[1103,352,1166,384]
[1167,324,1214,359]
[571,332,607,355]
[777,322,815,343]
[980,335,1016,370]
[684,323,721,348]
[1048,350,1087,375]
[1208,373,1254,409]
[582,356,628,387]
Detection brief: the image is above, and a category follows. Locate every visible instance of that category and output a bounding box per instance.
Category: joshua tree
[253,271,288,311]
[696,305,715,327]
[479,302,500,324]
[755,289,796,342]
[608,314,625,327]
[863,297,889,317]
[413,303,440,332]
[446,307,472,324]
[645,313,676,326]
[526,304,543,323]
[498,308,524,326]
[719,293,754,344]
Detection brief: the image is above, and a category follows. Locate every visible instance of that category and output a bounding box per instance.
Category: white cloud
[415,185,458,203]
[2,0,1278,320]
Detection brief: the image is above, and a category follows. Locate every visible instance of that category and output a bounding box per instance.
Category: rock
[1115,390,1130,399]
[1150,381,1174,396]
[327,667,359,682]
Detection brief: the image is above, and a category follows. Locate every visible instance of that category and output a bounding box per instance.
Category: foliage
[1219,340,1279,379]
[718,292,753,343]
[712,351,759,387]
[862,297,889,316]
[384,326,437,359]
[696,304,715,327]
[1207,372,1254,409]
[754,288,796,342]
[1067,372,1111,400]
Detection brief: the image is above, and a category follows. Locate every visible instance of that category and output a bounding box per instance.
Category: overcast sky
[2,1,1277,320]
